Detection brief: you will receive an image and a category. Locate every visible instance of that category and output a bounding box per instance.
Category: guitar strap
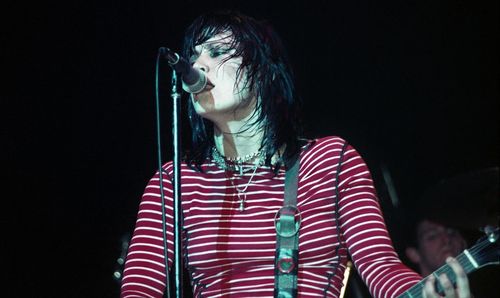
[274,157,301,298]
[274,141,349,298]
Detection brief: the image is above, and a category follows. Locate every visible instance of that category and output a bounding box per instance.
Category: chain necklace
[211,146,265,175]
[228,165,260,211]
[211,146,265,211]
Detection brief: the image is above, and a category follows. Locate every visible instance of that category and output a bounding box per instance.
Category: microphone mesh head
[182,72,207,94]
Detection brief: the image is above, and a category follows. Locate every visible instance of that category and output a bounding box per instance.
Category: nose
[442,232,451,245]
[192,55,209,74]
[441,228,458,246]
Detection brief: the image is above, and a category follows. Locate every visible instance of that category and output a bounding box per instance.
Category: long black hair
[182,10,302,171]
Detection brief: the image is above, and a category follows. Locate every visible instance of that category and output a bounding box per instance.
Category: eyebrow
[190,43,212,63]
[190,42,233,63]
[193,41,229,55]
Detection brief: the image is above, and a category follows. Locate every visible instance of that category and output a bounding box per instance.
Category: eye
[446,229,460,238]
[425,233,438,241]
[421,230,439,242]
[207,44,236,58]
[209,47,230,58]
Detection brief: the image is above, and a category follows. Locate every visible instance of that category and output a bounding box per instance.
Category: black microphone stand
[155,48,184,298]
[170,69,183,298]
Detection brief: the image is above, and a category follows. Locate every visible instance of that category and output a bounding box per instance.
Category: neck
[418,265,434,277]
[211,97,266,159]
[214,117,264,159]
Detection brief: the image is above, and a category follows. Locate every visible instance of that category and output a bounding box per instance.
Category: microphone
[161,47,207,94]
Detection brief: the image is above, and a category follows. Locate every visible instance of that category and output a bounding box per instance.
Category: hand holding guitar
[422,257,470,298]
[399,227,499,298]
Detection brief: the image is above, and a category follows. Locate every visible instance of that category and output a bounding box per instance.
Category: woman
[121,11,470,298]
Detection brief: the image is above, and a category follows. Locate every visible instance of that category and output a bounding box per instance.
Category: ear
[405,247,421,264]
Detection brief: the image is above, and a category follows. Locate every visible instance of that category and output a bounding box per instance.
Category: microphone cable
[155,48,172,298]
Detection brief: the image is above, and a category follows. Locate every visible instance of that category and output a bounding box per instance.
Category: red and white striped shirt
[121,136,421,297]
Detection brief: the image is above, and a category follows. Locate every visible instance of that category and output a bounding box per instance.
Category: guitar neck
[398,249,479,298]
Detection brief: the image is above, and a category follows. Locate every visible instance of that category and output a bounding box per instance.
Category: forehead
[417,220,445,236]
[193,31,234,53]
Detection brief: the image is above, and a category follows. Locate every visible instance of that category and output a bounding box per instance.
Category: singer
[121,11,471,298]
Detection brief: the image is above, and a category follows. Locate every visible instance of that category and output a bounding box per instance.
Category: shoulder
[300,136,348,159]
[148,160,204,183]
[297,136,346,174]
[162,159,221,176]
[305,136,347,149]
[299,135,369,173]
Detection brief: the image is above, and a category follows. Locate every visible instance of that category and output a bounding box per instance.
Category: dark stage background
[3,0,498,297]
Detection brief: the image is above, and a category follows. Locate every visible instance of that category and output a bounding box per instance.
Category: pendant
[239,199,245,212]
[237,192,246,212]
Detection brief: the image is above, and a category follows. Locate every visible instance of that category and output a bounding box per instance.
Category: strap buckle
[274,205,302,237]
[277,257,296,274]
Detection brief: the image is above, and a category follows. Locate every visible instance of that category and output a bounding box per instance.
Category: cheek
[421,240,441,252]
[209,84,235,109]
[219,62,249,95]
[450,237,465,249]
[211,79,249,106]
[234,79,252,100]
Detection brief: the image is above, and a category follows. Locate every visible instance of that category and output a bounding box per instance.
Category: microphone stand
[161,47,205,297]
[170,69,183,298]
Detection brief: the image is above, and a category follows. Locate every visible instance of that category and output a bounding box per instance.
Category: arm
[337,144,421,298]
[337,144,472,298]
[120,164,175,298]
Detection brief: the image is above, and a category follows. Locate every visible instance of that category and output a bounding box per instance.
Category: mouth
[193,79,215,99]
[440,248,458,259]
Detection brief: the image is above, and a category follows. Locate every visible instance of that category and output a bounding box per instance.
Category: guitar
[113,232,131,283]
[397,227,499,298]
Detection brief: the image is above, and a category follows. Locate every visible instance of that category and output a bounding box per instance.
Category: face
[189,31,256,123]
[415,220,467,272]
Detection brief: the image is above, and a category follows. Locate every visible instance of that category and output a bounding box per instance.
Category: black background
[3,0,498,296]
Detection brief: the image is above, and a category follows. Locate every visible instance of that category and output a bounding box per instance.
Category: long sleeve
[120,164,175,297]
[336,143,421,298]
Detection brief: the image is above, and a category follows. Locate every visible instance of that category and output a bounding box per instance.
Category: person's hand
[423,257,471,298]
